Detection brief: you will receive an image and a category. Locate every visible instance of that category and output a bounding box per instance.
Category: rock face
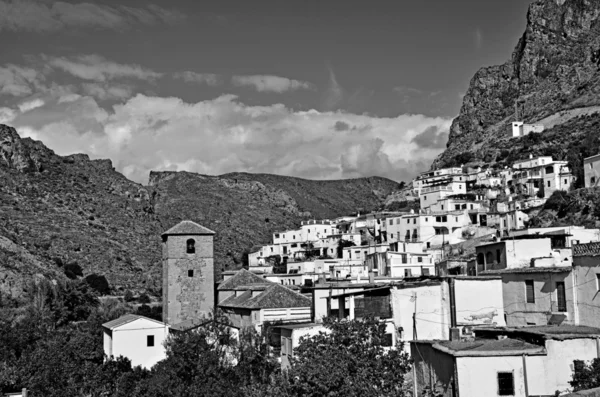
[435,0,600,168]
[0,124,402,301]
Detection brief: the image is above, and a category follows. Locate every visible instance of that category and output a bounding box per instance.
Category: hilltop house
[511,121,545,137]
[584,153,600,187]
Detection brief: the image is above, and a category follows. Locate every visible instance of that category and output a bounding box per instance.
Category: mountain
[0,124,402,301]
[434,0,600,177]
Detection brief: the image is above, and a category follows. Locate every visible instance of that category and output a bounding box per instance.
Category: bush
[64,262,83,279]
[85,274,110,295]
[124,290,134,302]
[138,293,151,304]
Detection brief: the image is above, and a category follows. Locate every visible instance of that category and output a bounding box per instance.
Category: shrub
[138,293,151,304]
[85,274,110,295]
[64,262,83,279]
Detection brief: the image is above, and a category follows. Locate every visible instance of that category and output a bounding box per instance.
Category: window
[188,269,194,278]
[424,195,427,201]
[423,268,430,276]
[389,219,393,226]
[592,176,597,185]
[545,166,554,174]
[486,251,493,264]
[441,205,444,210]
[497,372,514,396]
[525,280,535,303]
[425,217,428,222]
[426,242,431,249]
[455,205,460,210]
[455,217,458,222]
[417,256,423,263]
[564,179,568,185]
[556,282,567,312]
[382,333,393,347]
[547,181,551,188]
[470,204,474,210]
[404,269,412,277]
[308,229,310,233]
[275,233,280,238]
[147,335,155,347]
[407,219,410,224]
[401,254,407,264]
[477,253,484,265]
[186,239,195,254]
[496,249,501,263]
[413,218,416,224]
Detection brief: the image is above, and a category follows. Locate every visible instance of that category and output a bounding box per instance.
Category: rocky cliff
[434,0,600,170]
[0,125,402,301]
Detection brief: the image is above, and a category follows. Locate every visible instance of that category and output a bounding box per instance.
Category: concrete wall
[312,286,366,322]
[527,339,599,396]
[391,284,450,346]
[163,234,215,326]
[411,342,456,397]
[454,278,506,327]
[457,356,527,397]
[574,256,600,328]
[107,318,169,369]
[499,271,575,327]
[476,239,553,271]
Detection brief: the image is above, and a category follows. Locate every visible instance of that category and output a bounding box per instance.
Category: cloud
[0,65,42,96]
[173,71,220,86]
[0,107,16,124]
[231,75,314,93]
[0,1,185,32]
[81,83,133,101]
[7,91,452,184]
[410,125,449,149]
[18,98,45,113]
[44,54,162,82]
[334,121,350,131]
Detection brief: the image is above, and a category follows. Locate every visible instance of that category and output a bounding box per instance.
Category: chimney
[449,327,460,341]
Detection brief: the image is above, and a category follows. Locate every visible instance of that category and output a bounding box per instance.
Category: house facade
[102,314,169,369]
[584,153,600,188]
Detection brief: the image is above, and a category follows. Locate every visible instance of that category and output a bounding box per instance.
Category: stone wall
[162,234,214,325]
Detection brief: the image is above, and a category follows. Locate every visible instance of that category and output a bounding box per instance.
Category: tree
[337,239,356,258]
[286,316,412,397]
[85,274,110,295]
[571,359,600,392]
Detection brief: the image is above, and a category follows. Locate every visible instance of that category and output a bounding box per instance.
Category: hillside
[0,124,401,301]
[434,0,600,175]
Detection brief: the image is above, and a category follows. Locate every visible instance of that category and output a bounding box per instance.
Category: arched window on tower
[186,239,195,254]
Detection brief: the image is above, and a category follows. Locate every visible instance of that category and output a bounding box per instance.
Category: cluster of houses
[102,153,600,396]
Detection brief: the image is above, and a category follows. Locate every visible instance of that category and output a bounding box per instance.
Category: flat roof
[430,338,546,357]
[476,325,600,340]
[274,322,322,330]
[584,153,600,162]
[480,266,572,275]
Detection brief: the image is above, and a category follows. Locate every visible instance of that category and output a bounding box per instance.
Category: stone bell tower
[161,220,215,326]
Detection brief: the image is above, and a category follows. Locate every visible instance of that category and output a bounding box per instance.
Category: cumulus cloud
[231,75,314,93]
[0,1,185,32]
[0,107,16,124]
[7,92,452,184]
[411,125,448,149]
[43,54,162,82]
[174,71,220,86]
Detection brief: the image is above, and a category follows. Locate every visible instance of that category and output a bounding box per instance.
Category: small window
[426,242,431,249]
[186,239,195,254]
[389,219,393,226]
[455,205,460,210]
[525,280,535,303]
[404,269,412,277]
[188,269,194,278]
[382,333,393,347]
[547,181,551,188]
[424,195,427,201]
[407,219,410,224]
[422,268,430,276]
[496,249,501,263]
[147,335,155,347]
[417,257,423,263]
[413,218,416,224]
[497,372,514,396]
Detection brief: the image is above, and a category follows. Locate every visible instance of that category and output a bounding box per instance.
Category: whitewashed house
[102,314,169,369]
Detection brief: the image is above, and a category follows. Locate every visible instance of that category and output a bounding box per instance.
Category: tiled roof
[433,338,545,357]
[480,266,572,275]
[218,269,271,290]
[102,314,164,330]
[162,220,215,236]
[574,242,600,257]
[219,284,311,310]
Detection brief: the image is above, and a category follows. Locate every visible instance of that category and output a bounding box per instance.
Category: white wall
[454,279,506,327]
[108,318,169,369]
[457,356,527,397]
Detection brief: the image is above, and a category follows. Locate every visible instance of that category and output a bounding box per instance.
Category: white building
[584,153,600,187]
[412,325,600,397]
[387,211,472,250]
[102,314,169,369]
[512,156,573,198]
[511,121,545,138]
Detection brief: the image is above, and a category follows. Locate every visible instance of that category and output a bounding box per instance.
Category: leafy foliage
[571,359,600,391]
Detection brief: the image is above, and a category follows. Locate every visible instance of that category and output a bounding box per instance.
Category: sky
[0,0,531,184]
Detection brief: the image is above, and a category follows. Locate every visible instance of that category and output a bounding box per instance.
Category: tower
[161,220,215,326]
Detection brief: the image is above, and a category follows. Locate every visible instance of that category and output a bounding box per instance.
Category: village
[101,150,600,397]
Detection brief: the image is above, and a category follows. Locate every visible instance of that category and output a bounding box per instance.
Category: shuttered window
[525,280,535,303]
[498,372,514,395]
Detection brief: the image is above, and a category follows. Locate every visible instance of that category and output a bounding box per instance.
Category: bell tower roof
[162,220,215,236]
